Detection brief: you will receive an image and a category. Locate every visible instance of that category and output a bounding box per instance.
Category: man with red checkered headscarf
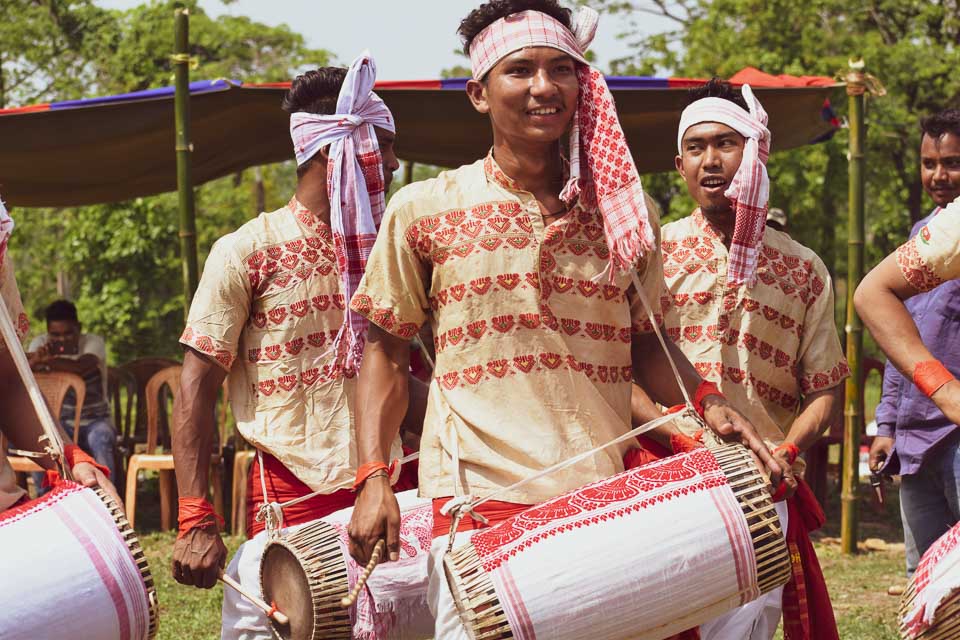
[347,3,791,638]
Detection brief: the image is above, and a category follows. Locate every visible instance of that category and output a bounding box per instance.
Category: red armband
[177,497,225,540]
[64,444,110,478]
[773,442,800,466]
[353,461,390,491]
[694,381,725,418]
[913,360,956,398]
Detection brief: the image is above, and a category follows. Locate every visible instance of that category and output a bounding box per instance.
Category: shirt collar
[483,150,524,193]
[691,208,725,243]
[288,196,332,240]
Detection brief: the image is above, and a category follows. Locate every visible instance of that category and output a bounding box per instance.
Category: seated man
[27,299,116,481]
[0,200,115,510]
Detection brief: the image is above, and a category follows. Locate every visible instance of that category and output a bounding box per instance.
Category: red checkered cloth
[677,85,771,286]
[469,7,655,274]
[289,51,395,372]
[0,197,13,268]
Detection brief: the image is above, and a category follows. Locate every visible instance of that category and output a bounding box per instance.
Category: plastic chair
[6,371,85,476]
[115,357,180,457]
[123,365,224,530]
[108,366,135,488]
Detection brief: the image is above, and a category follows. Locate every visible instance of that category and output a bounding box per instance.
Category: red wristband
[694,381,725,418]
[177,497,224,540]
[64,444,110,479]
[670,430,704,455]
[913,360,956,398]
[353,461,390,491]
[773,442,800,466]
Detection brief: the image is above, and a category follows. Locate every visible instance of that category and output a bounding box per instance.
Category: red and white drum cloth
[223,489,434,640]
[440,448,763,640]
[903,520,960,638]
[0,482,153,640]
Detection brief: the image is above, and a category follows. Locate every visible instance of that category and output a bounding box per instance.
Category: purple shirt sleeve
[875,359,902,437]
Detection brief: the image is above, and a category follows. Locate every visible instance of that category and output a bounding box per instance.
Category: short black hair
[458,0,573,57]
[685,77,749,112]
[45,299,78,324]
[921,108,960,140]
[283,67,348,175]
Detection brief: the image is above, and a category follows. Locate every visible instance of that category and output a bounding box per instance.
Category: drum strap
[255,448,421,539]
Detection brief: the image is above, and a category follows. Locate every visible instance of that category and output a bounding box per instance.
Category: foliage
[6,1,327,362]
[594,0,960,282]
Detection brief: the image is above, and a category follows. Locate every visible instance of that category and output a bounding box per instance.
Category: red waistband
[430,498,530,538]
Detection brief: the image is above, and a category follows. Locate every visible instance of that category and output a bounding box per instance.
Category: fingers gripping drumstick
[341,539,385,608]
[219,572,290,626]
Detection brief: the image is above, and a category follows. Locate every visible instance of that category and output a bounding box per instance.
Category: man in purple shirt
[870,108,960,576]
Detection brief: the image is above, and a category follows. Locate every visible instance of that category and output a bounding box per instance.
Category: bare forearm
[172,352,224,497]
[855,254,930,378]
[632,332,703,407]
[783,387,842,452]
[47,354,100,377]
[356,327,411,464]
[400,376,429,438]
[0,352,68,469]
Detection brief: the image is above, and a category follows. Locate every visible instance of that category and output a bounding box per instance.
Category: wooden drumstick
[219,572,290,626]
[340,539,385,608]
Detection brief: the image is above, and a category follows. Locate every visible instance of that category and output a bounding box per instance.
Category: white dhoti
[427,528,479,640]
[700,500,789,640]
[221,490,434,640]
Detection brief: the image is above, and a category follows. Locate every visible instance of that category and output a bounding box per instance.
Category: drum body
[259,489,433,640]
[900,521,960,639]
[0,481,158,640]
[444,444,790,640]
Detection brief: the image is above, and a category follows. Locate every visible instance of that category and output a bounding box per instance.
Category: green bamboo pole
[841,60,867,555]
[174,6,198,321]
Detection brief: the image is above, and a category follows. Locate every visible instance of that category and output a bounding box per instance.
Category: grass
[136,476,908,640]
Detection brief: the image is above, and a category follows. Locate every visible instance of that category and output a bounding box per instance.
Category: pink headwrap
[0,197,13,268]
[289,51,395,372]
[469,6,655,274]
[677,84,771,286]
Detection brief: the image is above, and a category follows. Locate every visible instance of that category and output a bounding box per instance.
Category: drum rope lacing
[439,270,704,549]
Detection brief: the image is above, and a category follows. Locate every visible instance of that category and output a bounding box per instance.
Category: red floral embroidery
[348,297,419,339]
[897,235,945,292]
[435,352,630,389]
[180,327,235,369]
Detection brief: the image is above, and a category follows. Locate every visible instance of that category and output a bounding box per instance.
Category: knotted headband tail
[677,84,771,286]
[288,51,395,372]
[469,6,654,275]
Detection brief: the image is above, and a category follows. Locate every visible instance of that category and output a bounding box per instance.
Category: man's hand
[72,461,122,506]
[172,526,228,589]
[348,475,401,565]
[932,380,960,428]
[701,396,796,497]
[27,344,51,370]
[869,435,895,473]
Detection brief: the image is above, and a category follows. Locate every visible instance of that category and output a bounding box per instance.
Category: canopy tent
[0,67,841,208]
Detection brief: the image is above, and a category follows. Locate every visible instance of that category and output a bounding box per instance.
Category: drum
[259,490,434,640]
[899,521,960,639]
[0,480,159,640]
[443,443,790,640]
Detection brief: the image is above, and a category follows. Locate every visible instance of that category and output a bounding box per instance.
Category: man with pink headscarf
[347,3,790,638]
[632,78,844,640]
[169,55,427,639]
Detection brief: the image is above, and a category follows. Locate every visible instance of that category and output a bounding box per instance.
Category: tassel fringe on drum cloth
[443,444,790,640]
[900,520,960,639]
[0,481,159,640]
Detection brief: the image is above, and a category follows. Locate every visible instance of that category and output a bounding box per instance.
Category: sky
[94,0,672,80]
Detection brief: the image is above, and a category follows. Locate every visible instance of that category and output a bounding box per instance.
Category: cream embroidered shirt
[1,256,30,511]
[351,153,667,504]
[661,210,849,443]
[181,197,399,493]
[897,197,960,292]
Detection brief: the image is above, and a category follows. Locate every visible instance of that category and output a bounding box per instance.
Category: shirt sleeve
[874,360,902,438]
[896,198,960,292]
[0,256,29,352]
[629,195,670,334]
[179,237,251,371]
[797,260,850,394]
[27,335,45,352]
[80,334,107,363]
[349,197,430,340]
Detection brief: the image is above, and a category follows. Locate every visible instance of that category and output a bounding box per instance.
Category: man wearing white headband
[347,3,789,638]
[633,79,845,640]
[170,56,426,639]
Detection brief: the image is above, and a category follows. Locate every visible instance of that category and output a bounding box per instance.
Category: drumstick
[340,539,385,608]
[219,573,290,626]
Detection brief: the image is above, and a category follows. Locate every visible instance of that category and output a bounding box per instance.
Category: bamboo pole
[841,59,867,555]
[403,160,415,186]
[173,6,199,321]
